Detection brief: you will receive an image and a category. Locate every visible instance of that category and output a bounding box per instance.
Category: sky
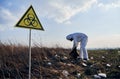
[0,0,120,48]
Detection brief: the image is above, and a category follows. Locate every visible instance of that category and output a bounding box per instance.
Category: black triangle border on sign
[15,5,44,30]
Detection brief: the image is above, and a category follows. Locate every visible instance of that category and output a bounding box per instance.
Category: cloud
[0,7,17,30]
[88,34,120,48]
[41,0,97,23]
[98,0,120,10]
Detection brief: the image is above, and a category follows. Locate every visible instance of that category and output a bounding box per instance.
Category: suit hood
[66,34,72,40]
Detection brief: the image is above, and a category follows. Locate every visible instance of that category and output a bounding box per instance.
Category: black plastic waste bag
[69,47,79,59]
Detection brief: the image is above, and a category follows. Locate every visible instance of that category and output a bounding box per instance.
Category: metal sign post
[29,29,32,79]
[15,5,44,79]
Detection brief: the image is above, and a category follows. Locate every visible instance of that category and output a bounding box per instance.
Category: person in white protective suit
[66,32,89,60]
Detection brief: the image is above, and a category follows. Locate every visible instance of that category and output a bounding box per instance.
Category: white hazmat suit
[66,33,89,60]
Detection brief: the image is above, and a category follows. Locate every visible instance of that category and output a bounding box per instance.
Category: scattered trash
[98,73,107,78]
[45,56,48,60]
[62,70,69,77]
[55,54,60,58]
[63,56,68,59]
[67,63,72,66]
[83,60,87,63]
[94,73,107,79]
[90,64,93,67]
[106,64,111,67]
[55,54,58,57]
[94,74,101,79]
[76,73,81,78]
[90,57,94,59]
[82,63,87,67]
[47,62,52,65]
[118,65,120,68]
[1,43,119,79]
[102,56,105,58]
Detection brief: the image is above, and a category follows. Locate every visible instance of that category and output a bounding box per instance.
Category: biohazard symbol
[24,14,38,27]
[15,5,44,30]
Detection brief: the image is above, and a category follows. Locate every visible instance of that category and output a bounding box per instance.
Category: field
[0,42,120,79]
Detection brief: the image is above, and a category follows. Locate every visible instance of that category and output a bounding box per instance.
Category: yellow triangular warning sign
[15,5,44,30]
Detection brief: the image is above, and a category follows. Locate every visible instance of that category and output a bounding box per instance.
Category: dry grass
[0,42,120,79]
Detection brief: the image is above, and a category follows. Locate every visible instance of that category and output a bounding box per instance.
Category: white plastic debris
[76,73,81,77]
[55,54,60,58]
[67,63,72,66]
[63,56,68,59]
[90,57,94,59]
[47,62,52,65]
[82,63,87,67]
[45,57,48,60]
[98,73,107,78]
[106,64,111,67]
[55,54,58,57]
[102,56,105,58]
[118,65,120,68]
[90,64,93,67]
[94,73,107,79]
[94,74,101,79]
[62,70,69,77]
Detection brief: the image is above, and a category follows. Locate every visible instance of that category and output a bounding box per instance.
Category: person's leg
[83,47,88,60]
[81,37,89,60]
[80,47,83,59]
